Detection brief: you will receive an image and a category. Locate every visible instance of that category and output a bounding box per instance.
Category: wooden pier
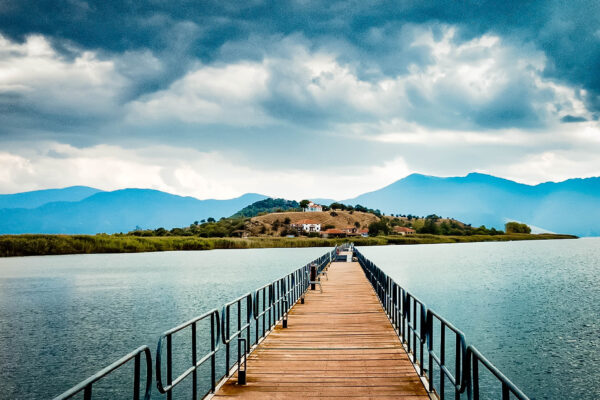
[212,252,430,399]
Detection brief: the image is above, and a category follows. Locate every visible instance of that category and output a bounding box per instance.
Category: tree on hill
[329,202,345,210]
[418,216,441,234]
[505,222,531,234]
[299,199,310,209]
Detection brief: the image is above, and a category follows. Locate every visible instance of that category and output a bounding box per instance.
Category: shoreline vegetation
[0,233,578,257]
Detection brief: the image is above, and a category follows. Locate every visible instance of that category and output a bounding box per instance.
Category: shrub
[505,222,531,234]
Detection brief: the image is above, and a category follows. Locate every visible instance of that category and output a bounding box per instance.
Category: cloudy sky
[1,1,599,200]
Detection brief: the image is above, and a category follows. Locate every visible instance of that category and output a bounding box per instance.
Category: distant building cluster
[285,203,416,238]
[321,227,369,238]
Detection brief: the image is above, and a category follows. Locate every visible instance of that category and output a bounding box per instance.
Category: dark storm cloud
[561,115,588,123]
[1,0,598,113]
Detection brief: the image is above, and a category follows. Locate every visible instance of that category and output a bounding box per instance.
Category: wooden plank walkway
[212,256,429,399]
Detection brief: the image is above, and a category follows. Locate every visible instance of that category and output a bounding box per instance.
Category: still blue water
[358,238,600,400]
[0,247,328,399]
[0,240,598,399]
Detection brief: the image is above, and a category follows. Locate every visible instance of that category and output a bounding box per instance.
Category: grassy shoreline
[0,233,578,257]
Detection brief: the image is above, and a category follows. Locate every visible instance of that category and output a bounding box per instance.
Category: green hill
[230,198,299,218]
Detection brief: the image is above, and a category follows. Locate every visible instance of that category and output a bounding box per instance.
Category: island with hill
[0,198,577,257]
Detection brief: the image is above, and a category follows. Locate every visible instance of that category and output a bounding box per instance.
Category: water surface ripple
[358,238,600,400]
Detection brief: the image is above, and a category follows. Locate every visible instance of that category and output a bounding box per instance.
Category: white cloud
[488,152,600,184]
[0,142,412,200]
[0,35,127,118]
[126,61,274,125]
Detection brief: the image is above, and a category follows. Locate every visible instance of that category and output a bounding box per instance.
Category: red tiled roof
[322,229,344,234]
[394,226,415,232]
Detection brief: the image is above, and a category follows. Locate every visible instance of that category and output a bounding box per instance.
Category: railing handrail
[427,308,469,394]
[53,345,152,400]
[155,308,220,396]
[466,345,530,400]
[221,293,253,345]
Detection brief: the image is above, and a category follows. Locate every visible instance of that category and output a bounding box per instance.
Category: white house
[304,202,323,212]
[291,219,321,232]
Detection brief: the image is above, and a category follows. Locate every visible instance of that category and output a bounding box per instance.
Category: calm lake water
[0,247,328,399]
[358,238,600,400]
[0,240,598,399]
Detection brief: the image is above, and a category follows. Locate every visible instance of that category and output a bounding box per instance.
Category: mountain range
[341,173,600,237]
[0,188,265,234]
[0,173,598,236]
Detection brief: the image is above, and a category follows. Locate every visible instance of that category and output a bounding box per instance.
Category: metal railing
[221,293,252,376]
[53,246,338,399]
[354,247,530,400]
[52,346,152,400]
[155,309,220,400]
[427,309,468,400]
[467,346,530,400]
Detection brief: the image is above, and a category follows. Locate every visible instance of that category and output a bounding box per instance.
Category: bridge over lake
[213,250,428,399]
[54,245,529,400]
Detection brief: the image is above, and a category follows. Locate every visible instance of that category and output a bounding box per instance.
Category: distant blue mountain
[0,186,102,209]
[0,189,266,234]
[342,173,600,237]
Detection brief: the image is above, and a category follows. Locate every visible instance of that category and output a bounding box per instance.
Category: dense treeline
[130,217,248,238]
[368,214,504,236]
[231,198,300,218]
[0,233,577,257]
[328,203,382,216]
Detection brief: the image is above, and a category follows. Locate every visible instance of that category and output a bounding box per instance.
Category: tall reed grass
[0,233,577,257]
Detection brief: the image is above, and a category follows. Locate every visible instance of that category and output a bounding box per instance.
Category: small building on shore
[393,226,416,236]
[291,219,321,233]
[359,229,369,237]
[304,202,323,212]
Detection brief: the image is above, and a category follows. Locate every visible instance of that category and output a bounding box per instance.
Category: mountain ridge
[0,189,266,234]
[0,186,103,209]
[341,173,600,236]
[1,173,598,236]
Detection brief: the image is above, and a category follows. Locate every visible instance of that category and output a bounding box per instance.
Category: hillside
[247,211,380,236]
[342,173,600,236]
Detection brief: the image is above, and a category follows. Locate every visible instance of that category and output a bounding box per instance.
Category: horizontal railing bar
[53,346,152,400]
[223,292,253,308]
[468,345,530,400]
[162,309,217,337]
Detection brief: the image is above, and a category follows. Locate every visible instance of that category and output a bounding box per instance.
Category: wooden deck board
[212,260,429,399]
